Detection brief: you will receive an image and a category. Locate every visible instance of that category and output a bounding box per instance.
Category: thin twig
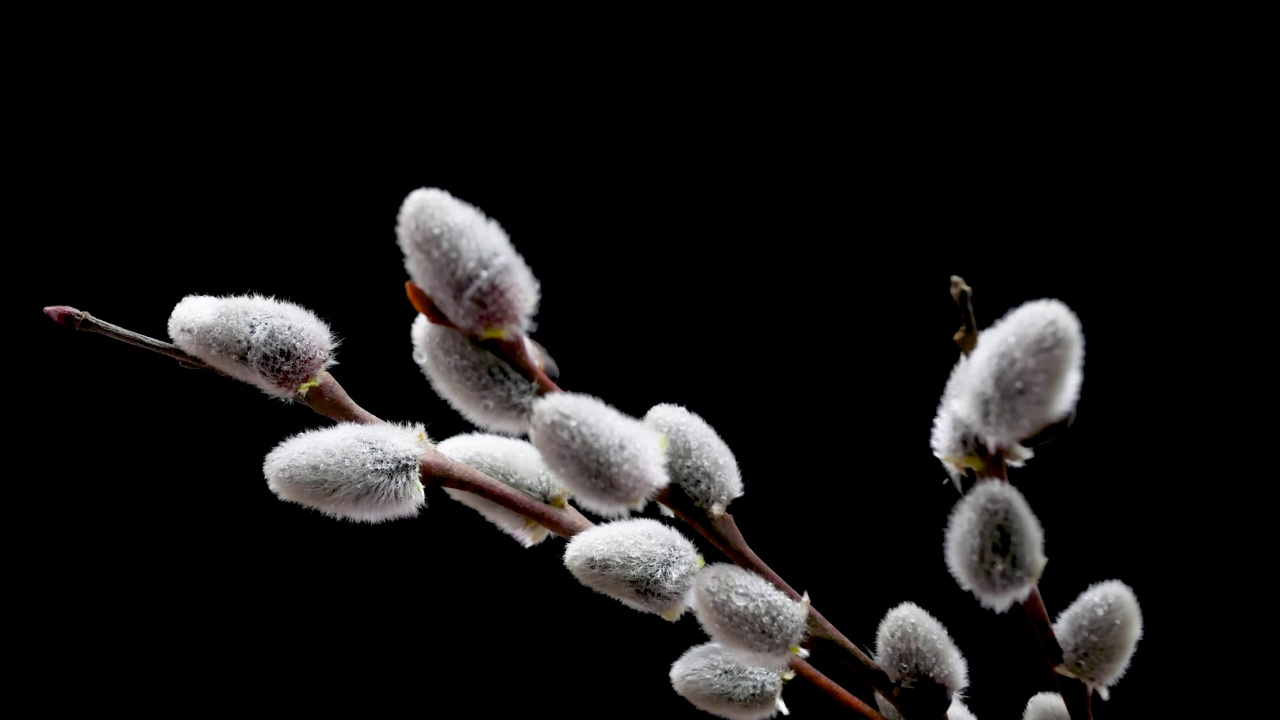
[420,449,595,539]
[978,390,1092,720]
[405,282,561,394]
[656,486,899,710]
[789,656,884,720]
[44,305,383,426]
[44,305,227,373]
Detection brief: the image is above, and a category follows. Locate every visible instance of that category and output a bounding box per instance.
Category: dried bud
[944,480,1047,613]
[1053,580,1142,699]
[168,293,336,399]
[874,602,968,710]
[691,564,809,668]
[670,642,790,720]
[411,315,537,435]
[263,423,427,523]
[954,299,1084,452]
[396,187,539,337]
[563,518,702,620]
[529,392,669,517]
[437,433,568,547]
[1022,692,1069,720]
[645,403,743,515]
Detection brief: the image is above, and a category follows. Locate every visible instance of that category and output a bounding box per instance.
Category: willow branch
[44,305,225,372]
[44,305,383,425]
[420,448,595,538]
[655,486,898,709]
[982,424,1091,720]
[404,281,560,394]
[46,302,870,714]
[789,656,884,720]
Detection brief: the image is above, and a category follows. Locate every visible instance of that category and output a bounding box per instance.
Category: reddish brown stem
[421,448,595,539]
[983,449,1092,719]
[656,486,898,710]
[405,282,561,395]
[1021,587,1092,720]
[789,656,884,720]
[481,335,561,395]
[299,372,384,425]
[44,305,227,373]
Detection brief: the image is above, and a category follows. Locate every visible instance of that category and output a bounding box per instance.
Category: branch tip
[43,305,84,327]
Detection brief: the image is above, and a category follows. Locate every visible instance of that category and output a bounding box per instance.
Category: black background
[20,57,1205,718]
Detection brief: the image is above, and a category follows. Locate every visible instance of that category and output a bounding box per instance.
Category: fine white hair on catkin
[437,433,568,548]
[930,356,985,487]
[1053,580,1142,699]
[874,602,969,694]
[670,642,789,720]
[944,480,1047,613]
[563,518,702,619]
[411,315,538,435]
[168,293,336,399]
[954,299,1084,453]
[529,392,669,517]
[263,422,428,523]
[690,564,809,669]
[1022,692,1069,720]
[644,403,743,515]
[395,187,540,337]
[875,695,977,720]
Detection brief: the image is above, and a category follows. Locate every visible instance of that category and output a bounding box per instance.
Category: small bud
[263,422,428,523]
[437,433,568,547]
[411,315,537,435]
[1053,580,1142,699]
[670,642,790,720]
[1022,692,1069,720]
[529,393,669,517]
[875,602,968,702]
[396,187,539,337]
[168,293,336,399]
[954,299,1084,453]
[563,518,702,619]
[691,563,809,668]
[944,480,1047,613]
[644,403,743,515]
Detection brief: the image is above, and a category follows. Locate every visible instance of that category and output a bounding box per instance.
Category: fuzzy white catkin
[875,695,977,720]
[437,433,568,548]
[263,423,427,523]
[563,518,702,619]
[1022,692,1069,720]
[930,356,985,488]
[874,602,969,694]
[691,564,809,668]
[954,299,1084,452]
[1053,580,1142,699]
[944,480,1047,613]
[529,392,669,517]
[644,403,743,514]
[168,294,336,399]
[670,642,789,720]
[396,187,539,337]
[411,315,538,435]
